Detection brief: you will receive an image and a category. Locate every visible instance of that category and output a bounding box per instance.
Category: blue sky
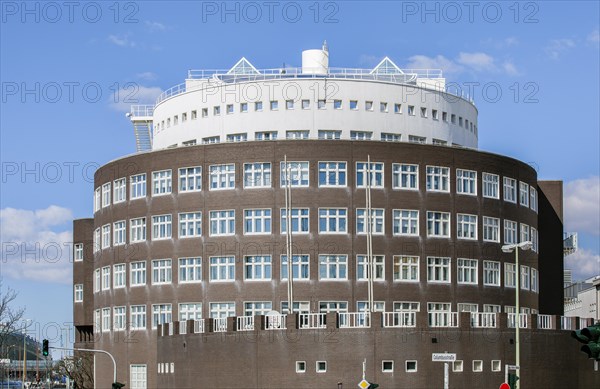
[1,1,598,345]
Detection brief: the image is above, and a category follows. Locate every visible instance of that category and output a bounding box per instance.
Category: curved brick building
[72,45,598,388]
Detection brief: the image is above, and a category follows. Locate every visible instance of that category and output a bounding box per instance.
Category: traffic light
[112,383,125,389]
[571,323,600,360]
[42,339,49,356]
[508,372,519,389]
[367,384,379,389]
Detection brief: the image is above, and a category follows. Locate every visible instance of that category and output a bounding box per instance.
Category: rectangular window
[318,208,347,233]
[210,256,235,281]
[113,178,126,203]
[179,212,202,238]
[179,303,202,321]
[426,166,450,192]
[202,136,220,144]
[350,131,372,140]
[381,132,401,142]
[210,210,235,236]
[420,107,427,117]
[244,301,272,316]
[350,100,358,110]
[409,135,426,144]
[333,99,342,109]
[530,187,538,212]
[531,268,538,292]
[483,260,500,286]
[280,208,310,234]
[483,173,499,199]
[319,301,348,313]
[130,173,146,199]
[93,228,100,253]
[244,256,272,281]
[94,309,100,332]
[393,255,419,282]
[280,161,309,187]
[286,130,309,139]
[152,170,172,196]
[93,269,100,293]
[210,302,235,319]
[392,164,418,190]
[456,169,477,195]
[427,257,451,283]
[240,103,248,113]
[457,258,478,284]
[179,257,202,283]
[152,304,172,329]
[281,255,309,280]
[226,104,234,114]
[393,209,419,236]
[318,130,341,140]
[113,306,126,331]
[504,263,516,288]
[296,361,306,373]
[519,182,530,207]
[356,208,385,235]
[356,255,385,281]
[453,361,464,372]
[102,308,111,332]
[316,361,327,373]
[407,105,415,115]
[301,99,310,109]
[255,101,263,111]
[113,221,126,246]
[130,305,146,329]
[457,214,477,240]
[281,301,310,314]
[319,255,348,280]
[270,101,278,110]
[394,103,402,113]
[201,108,208,118]
[213,106,221,116]
[74,284,83,302]
[364,101,373,111]
[432,138,447,146]
[255,131,277,141]
[520,223,530,243]
[113,264,126,288]
[94,187,101,212]
[318,99,326,109]
[179,167,202,192]
[504,220,517,244]
[209,164,235,190]
[483,216,500,242]
[74,243,83,261]
[503,177,517,203]
[427,211,450,237]
[152,215,172,240]
[152,259,172,285]
[101,224,111,249]
[356,162,384,188]
[519,265,531,291]
[318,162,347,187]
[244,162,271,188]
[531,227,538,252]
[130,217,146,243]
[130,261,146,286]
[380,102,388,113]
[244,209,272,234]
[406,361,418,372]
[432,109,439,120]
[102,183,111,207]
[226,133,247,142]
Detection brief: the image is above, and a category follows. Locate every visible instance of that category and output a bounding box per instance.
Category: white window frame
[482,173,499,199]
[503,177,517,203]
[74,284,83,302]
[243,162,272,188]
[101,266,111,291]
[101,308,111,332]
[483,260,500,286]
[356,208,385,235]
[244,209,272,235]
[280,208,310,234]
[74,243,83,262]
[210,210,235,236]
[318,208,347,234]
[179,303,202,321]
[130,261,146,287]
[152,214,172,240]
[101,224,111,249]
[152,304,172,329]
[151,259,172,285]
[427,257,451,283]
[113,220,126,246]
[319,255,348,280]
[356,162,384,188]
[209,164,235,190]
[393,209,419,236]
[113,263,126,288]
[519,182,530,207]
[357,255,385,281]
[244,255,272,281]
[130,217,146,243]
[113,178,126,203]
[178,212,202,238]
[393,255,419,282]
[152,170,172,196]
[392,163,419,190]
[113,306,126,331]
[318,161,347,187]
[280,161,309,187]
[427,211,450,238]
[504,263,517,288]
[426,166,450,192]
[457,258,478,285]
[456,169,477,195]
[504,220,517,244]
[456,213,477,240]
[209,302,235,319]
[130,305,146,330]
[281,255,310,281]
[179,166,202,192]
[209,256,235,282]
[101,182,111,208]
[178,257,202,283]
[483,216,500,242]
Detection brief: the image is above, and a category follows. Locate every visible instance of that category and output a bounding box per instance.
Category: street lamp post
[21,319,32,389]
[501,240,532,389]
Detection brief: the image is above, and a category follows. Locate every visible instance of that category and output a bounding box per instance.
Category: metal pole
[22,323,26,389]
[515,247,520,389]
[284,155,293,313]
[50,346,117,384]
[443,362,449,389]
[366,156,374,313]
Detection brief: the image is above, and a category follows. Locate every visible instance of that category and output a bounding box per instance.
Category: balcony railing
[179,320,187,335]
[471,313,497,328]
[265,314,287,330]
[507,313,528,328]
[560,316,574,331]
[429,312,459,328]
[236,316,255,331]
[339,312,370,328]
[299,313,326,329]
[193,319,205,334]
[537,314,553,330]
[382,312,417,328]
[213,318,228,332]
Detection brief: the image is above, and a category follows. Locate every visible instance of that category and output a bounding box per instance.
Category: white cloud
[545,38,575,59]
[502,61,519,76]
[145,21,167,31]
[358,54,381,67]
[404,54,464,74]
[404,52,518,75]
[456,52,496,72]
[108,85,163,113]
[565,248,600,281]
[588,29,600,44]
[107,34,136,48]
[136,72,158,81]
[0,206,73,284]
[564,176,600,236]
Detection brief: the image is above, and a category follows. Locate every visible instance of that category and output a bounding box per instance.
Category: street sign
[506,365,520,369]
[432,353,456,362]
[499,383,510,389]
[358,379,370,389]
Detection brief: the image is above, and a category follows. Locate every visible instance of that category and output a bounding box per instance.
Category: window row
[90,211,538,250]
[93,164,537,212]
[91,300,537,333]
[88,256,539,292]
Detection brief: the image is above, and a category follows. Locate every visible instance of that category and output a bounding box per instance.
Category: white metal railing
[179,320,187,335]
[471,313,497,328]
[339,312,370,328]
[236,316,255,331]
[213,318,228,332]
[429,312,459,328]
[382,312,417,328]
[193,319,205,334]
[130,105,154,117]
[299,313,327,329]
[167,322,174,336]
[537,314,553,329]
[560,316,574,330]
[265,314,287,330]
[507,313,528,328]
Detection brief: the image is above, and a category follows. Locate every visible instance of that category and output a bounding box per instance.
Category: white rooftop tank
[302,41,329,75]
